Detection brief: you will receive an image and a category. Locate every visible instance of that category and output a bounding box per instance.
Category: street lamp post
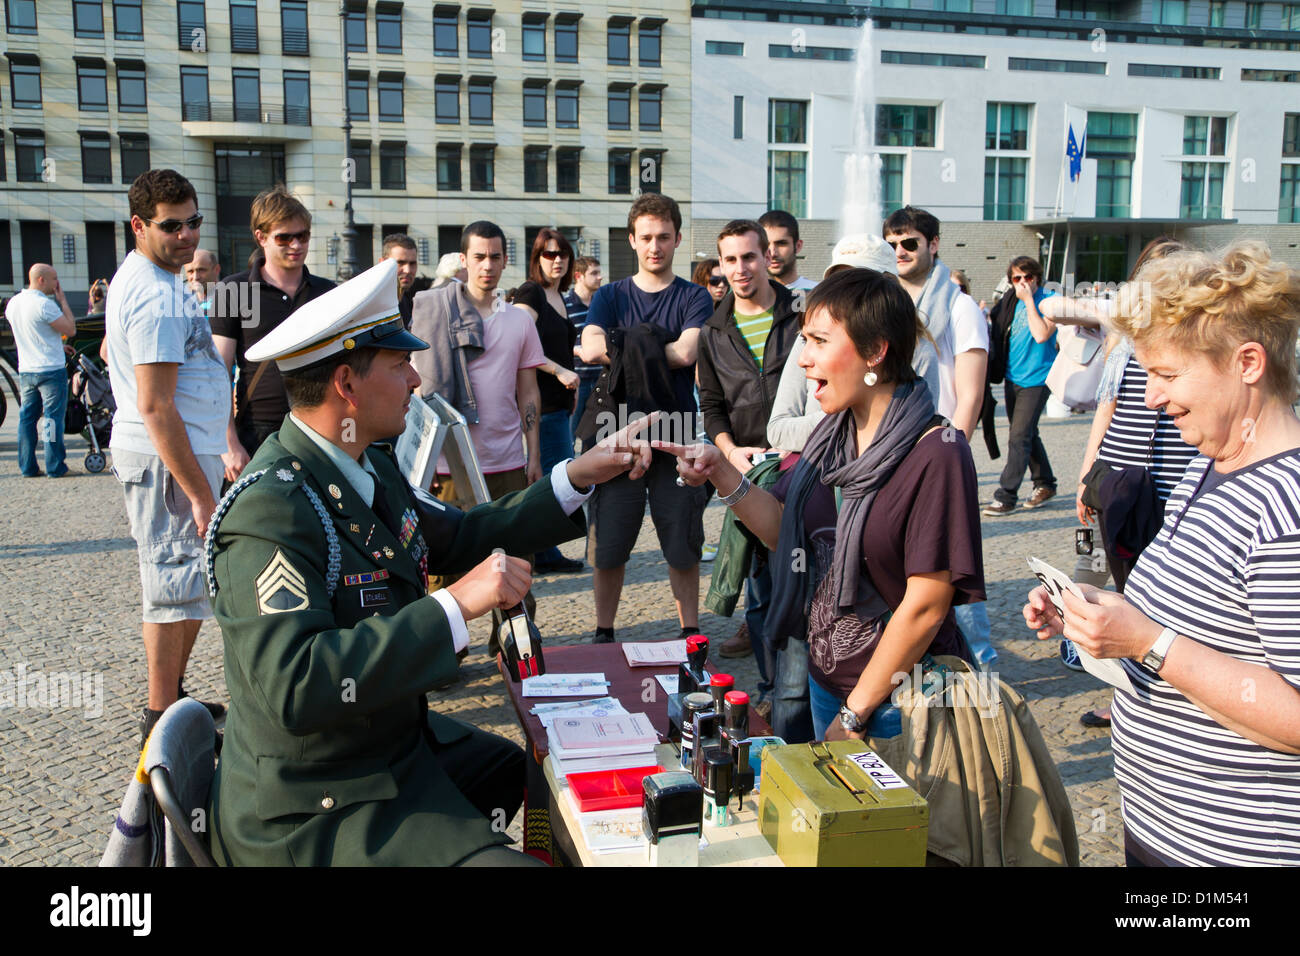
[338,1,359,282]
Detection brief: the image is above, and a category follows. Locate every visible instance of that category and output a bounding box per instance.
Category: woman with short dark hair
[692,257,727,305]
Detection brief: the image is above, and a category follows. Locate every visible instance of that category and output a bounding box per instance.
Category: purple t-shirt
[586,275,713,419]
[772,430,986,699]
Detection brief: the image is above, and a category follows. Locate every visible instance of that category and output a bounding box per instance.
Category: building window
[1011,57,1107,74]
[378,73,404,122]
[14,130,44,182]
[708,40,743,56]
[556,83,580,129]
[1283,4,1300,29]
[986,102,1030,151]
[344,1,366,52]
[433,5,456,56]
[881,154,905,214]
[556,15,579,63]
[995,0,1033,12]
[608,18,631,65]
[347,72,369,121]
[524,81,549,127]
[80,132,112,184]
[113,0,142,39]
[608,149,631,194]
[76,59,110,112]
[1152,0,1188,24]
[523,13,547,61]
[1285,114,1300,157]
[467,10,492,57]
[767,151,807,217]
[984,157,1027,220]
[1075,235,1130,284]
[733,95,744,139]
[5,0,36,34]
[1087,112,1137,217]
[640,149,663,193]
[1245,1,1261,28]
[9,58,40,109]
[468,78,493,125]
[1180,163,1225,218]
[377,2,403,53]
[380,141,405,190]
[230,0,258,52]
[639,86,663,131]
[940,0,973,10]
[557,147,581,193]
[281,0,308,55]
[1209,0,1226,26]
[180,65,210,121]
[120,133,149,183]
[769,100,808,144]
[608,85,631,130]
[177,0,205,50]
[116,60,147,113]
[350,139,372,189]
[770,44,854,60]
[470,144,494,191]
[875,104,936,147]
[1184,115,1227,156]
[1279,164,1300,223]
[233,68,260,122]
[525,146,549,193]
[0,137,5,181]
[0,222,10,282]
[283,71,311,125]
[74,0,104,37]
[882,50,983,67]
[435,76,459,124]
[437,144,462,190]
[639,19,663,66]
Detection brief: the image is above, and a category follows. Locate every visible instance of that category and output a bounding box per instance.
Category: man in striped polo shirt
[697,220,804,711]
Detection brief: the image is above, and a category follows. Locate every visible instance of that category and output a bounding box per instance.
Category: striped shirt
[1096,358,1199,500]
[564,289,602,377]
[735,307,773,370]
[1114,449,1300,865]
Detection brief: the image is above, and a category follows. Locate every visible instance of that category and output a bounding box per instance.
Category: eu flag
[1066,124,1085,183]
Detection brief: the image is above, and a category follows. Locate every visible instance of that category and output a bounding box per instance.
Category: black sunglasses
[539,249,568,260]
[886,237,922,252]
[145,215,203,234]
[271,229,311,247]
[707,276,727,287]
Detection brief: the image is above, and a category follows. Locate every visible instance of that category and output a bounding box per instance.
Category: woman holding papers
[654,267,985,741]
[1024,241,1300,866]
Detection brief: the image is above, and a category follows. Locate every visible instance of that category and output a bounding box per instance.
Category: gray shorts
[587,451,709,571]
[112,448,224,624]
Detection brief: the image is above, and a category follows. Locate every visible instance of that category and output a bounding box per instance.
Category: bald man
[5,263,76,476]
[185,249,220,306]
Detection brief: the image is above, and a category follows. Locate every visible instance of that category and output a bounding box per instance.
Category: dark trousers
[745,554,774,700]
[771,635,815,744]
[995,382,1055,505]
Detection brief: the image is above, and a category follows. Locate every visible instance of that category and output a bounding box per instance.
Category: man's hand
[222,444,251,483]
[725,445,766,473]
[556,367,579,390]
[526,455,542,486]
[652,440,725,488]
[1014,278,1035,303]
[567,413,657,487]
[192,494,218,538]
[445,552,532,621]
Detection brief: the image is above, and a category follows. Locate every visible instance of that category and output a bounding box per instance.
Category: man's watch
[838,704,867,733]
[1140,626,1178,673]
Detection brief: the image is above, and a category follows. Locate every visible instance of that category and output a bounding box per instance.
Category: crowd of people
[5,164,1299,867]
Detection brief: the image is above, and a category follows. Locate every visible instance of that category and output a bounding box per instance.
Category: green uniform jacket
[207,416,583,866]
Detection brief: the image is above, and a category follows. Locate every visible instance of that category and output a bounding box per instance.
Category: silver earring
[863,369,878,387]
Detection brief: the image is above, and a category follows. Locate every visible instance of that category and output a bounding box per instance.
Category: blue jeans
[571,374,598,450]
[954,602,998,670]
[771,637,814,744]
[536,410,577,565]
[745,555,774,700]
[809,675,902,741]
[18,369,68,477]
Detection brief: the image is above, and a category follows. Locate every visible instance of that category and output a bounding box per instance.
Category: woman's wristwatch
[1140,626,1178,673]
[838,704,867,733]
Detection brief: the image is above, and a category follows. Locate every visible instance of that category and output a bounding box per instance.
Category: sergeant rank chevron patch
[255,549,310,615]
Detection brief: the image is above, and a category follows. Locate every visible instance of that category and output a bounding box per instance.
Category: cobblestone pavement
[0,406,1124,866]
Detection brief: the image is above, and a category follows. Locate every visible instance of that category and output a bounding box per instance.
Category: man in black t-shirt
[210,185,334,481]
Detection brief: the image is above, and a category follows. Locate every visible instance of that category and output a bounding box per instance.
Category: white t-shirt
[935,292,989,421]
[106,251,231,456]
[785,275,818,291]
[4,289,66,372]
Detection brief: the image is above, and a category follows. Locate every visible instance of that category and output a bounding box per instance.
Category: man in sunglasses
[210,185,334,479]
[105,168,234,749]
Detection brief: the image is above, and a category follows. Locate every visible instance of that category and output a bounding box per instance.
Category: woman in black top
[513,229,583,572]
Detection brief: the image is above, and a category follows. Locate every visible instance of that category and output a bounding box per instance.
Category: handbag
[1079,419,1165,559]
[1046,324,1105,412]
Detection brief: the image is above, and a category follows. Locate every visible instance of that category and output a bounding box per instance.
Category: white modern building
[690,0,1300,300]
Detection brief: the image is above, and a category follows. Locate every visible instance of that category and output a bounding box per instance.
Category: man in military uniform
[206,260,652,866]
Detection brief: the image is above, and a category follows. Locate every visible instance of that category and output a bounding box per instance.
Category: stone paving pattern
[0,405,1124,865]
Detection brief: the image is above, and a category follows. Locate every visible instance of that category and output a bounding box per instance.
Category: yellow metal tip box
[758,741,928,867]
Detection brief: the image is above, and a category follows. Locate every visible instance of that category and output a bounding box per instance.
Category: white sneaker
[701,543,718,562]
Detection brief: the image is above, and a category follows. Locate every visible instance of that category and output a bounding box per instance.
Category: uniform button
[321,794,335,810]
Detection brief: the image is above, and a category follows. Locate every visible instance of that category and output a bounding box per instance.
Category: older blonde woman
[1024,241,1300,865]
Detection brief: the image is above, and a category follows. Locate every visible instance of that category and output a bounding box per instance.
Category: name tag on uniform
[360,587,391,608]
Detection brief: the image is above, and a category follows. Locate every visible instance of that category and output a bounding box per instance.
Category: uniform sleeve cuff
[430,589,470,654]
[550,459,593,516]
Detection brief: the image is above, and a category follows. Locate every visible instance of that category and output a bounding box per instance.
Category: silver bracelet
[719,475,751,507]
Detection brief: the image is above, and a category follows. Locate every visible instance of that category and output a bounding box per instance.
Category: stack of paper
[530,697,628,728]
[621,640,688,667]
[547,712,661,777]
[521,673,610,697]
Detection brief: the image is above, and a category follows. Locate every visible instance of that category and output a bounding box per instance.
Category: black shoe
[981,499,1016,516]
[179,684,227,721]
[140,707,164,752]
[1080,709,1112,729]
[536,556,584,573]
[593,627,615,644]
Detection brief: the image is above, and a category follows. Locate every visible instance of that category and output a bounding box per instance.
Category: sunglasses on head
[271,229,311,247]
[886,237,922,252]
[145,215,203,234]
[707,276,727,287]
[539,249,568,261]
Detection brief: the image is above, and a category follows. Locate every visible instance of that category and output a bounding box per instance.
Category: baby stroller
[67,347,114,473]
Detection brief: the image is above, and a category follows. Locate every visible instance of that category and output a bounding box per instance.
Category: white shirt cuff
[430,589,470,655]
[549,459,593,515]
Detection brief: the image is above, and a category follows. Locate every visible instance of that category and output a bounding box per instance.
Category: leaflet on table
[552,750,660,777]
[531,697,629,728]
[1027,556,1138,695]
[622,640,688,667]
[654,670,712,696]
[564,788,645,853]
[521,673,611,697]
[547,712,660,758]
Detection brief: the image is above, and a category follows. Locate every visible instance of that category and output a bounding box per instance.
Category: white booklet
[522,673,611,698]
[1027,556,1137,696]
[622,640,688,667]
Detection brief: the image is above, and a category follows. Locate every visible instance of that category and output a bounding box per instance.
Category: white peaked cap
[824,234,899,278]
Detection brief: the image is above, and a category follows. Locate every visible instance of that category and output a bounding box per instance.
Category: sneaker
[535,556,584,573]
[1023,486,1057,509]
[718,623,752,659]
[1059,639,1085,672]
[981,499,1016,516]
[700,543,718,562]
